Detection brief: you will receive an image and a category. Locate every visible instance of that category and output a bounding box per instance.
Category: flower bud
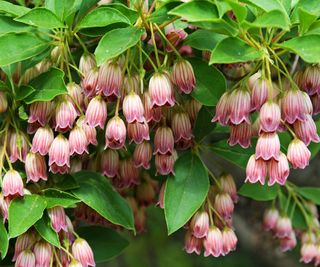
[136,181,156,205]
[127,120,150,144]
[222,227,237,255]
[263,207,279,231]
[105,116,126,149]
[214,193,234,220]
[101,149,119,178]
[67,83,85,113]
[85,96,107,129]
[77,117,97,146]
[154,126,174,155]
[28,101,53,126]
[190,211,209,238]
[311,93,320,115]
[69,126,89,155]
[33,241,52,267]
[172,59,196,94]
[143,91,162,123]
[79,53,97,76]
[203,227,223,257]
[184,231,201,255]
[15,250,35,267]
[98,61,122,98]
[275,215,292,238]
[300,65,320,95]
[9,131,29,163]
[229,88,251,125]
[72,238,95,267]
[287,138,311,169]
[259,101,281,132]
[212,92,231,126]
[48,206,68,232]
[255,132,280,161]
[219,174,238,203]
[25,152,47,183]
[135,207,146,233]
[149,72,175,107]
[13,232,36,261]
[251,77,269,111]
[117,158,139,188]
[81,68,99,97]
[122,91,144,123]
[228,122,252,148]
[133,142,152,169]
[245,155,267,184]
[165,28,187,52]
[171,112,192,142]
[248,71,261,90]
[31,126,54,156]
[185,98,202,125]
[48,135,70,174]
[293,114,320,145]
[300,243,317,264]
[0,194,9,221]
[54,96,78,132]
[279,231,297,252]
[268,152,289,186]
[0,91,8,113]
[155,152,177,176]
[123,74,140,95]
[2,170,24,197]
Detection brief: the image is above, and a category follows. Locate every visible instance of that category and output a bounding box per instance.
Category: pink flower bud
[15,250,35,267]
[300,243,317,264]
[185,98,202,125]
[155,152,176,176]
[293,114,319,145]
[311,93,320,115]
[69,126,89,155]
[79,53,97,76]
[2,170,24,197]
[203,227,223,257]
[287,138,311,169]
[184,231,201,255]
[165,28,187,52]
[101,149,119,178]
[33,241,52,267]
[31,126,54,156]
[117,158,139,188]
[9,131,29,163]
[136,182,156,205]
[245,155,267,184]
[122,91,144,123]
[123,75,140,95]
[48,206,68,232]
[49,135,70,174]
[314,245,320,266]
[263,207,279,231]
[248,71,261,90]
[143,92,162,123]
[85,96,107,129]
[0,91,8,113]
[268,152,289,186]
[214,193,234,220]
[171,112,192,142]
[222,227,237,255]
[229,89,251,125]
[72,238,95,267]
[25,152,47,183]
[251,77,269,111]
[281,90,312,123]
[13,232,36,261]
[190,211,209,238]
[0,194,9,222]
[259,101,281,132]
[149,72,175,107]
[279,231,297,252]
[212,92,231,126]
[256,132,280,161]
[105,116,126,149]
[54,96,78,132]
[28,101,53,126]
[154,126,174,155]
[172,59,196,94]
[127,120,150,144]
[77,117,97,146]
[275,215,292,238]
[220,174,238,203]
[67,83,85,113]
[81,68,99,97]
[98,61,122,98]
[228,122,252,148]
[133,142,152,169]
[300,65,320,95]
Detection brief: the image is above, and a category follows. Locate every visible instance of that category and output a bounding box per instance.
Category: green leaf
[239,183,280,201]
[53,174,80,191]
[296,187,320,205]
[0,0,30,17]
[15,7,65,29]
[169,1,219,22]
[108,3,138,25]
[95,26,144,66]
[43,189,80,208]
[165,152,209,235]
[298,8,318,35]
[277,35,320,63]
[77,7,130,29]
[193,107,216,142]
[72,171,134,230]
[149,1,181,24]
[24,68,67,104]
[77,226,129,262]
[191,19,238,36]
[76,0,99,21]
[242,0,288,13]
[184,30,227,51]
[9,195,47,238]
[45,0,82,21]
[190,57,226,106]
[0,16,31,35]
[0,221,8,259]
[18,105,28,121]
[291,0,320,24]
[35,214,60,248]
[16,85,35,101]
[0,33,48,66]
[227,1,247,22]
[210,37,264,64]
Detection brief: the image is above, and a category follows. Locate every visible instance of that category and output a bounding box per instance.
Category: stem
[139,43,158,71]
[74,33,88,53]
[149,23,161,68]
[115,97,120,116]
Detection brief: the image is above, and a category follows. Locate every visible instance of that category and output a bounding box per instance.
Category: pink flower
[228,122,252,148]
[143,91,162,123]
[259,101,281,132]
[155,153,176,176]
[15,250,35,267]
[220,174,238,203]
[0,91,8,113]
[67,83,85,113]
[171,112,193,142]
[255,132,280,161]
[28,101,53,126]
[268,152,289,186]
[105,116,126,149]
[247,71,261,90]
[117,158,140,188]
[25,152,47,183]
[85,96,107,129]
[229,89,251,125]
[48,135,70,173]
[122,91,144,123]
[185,98,202,125]
[133,142,152,169]
[190,211,209,238]
[48,206,68,232]
[275,216,292,238]
[251,78,269,111]
[154,126,174,155]
[214,193,234,220]
[77,117,97,146]
[69,126,89,155]
[203,227,223,257]
[98,61,122,98]
[149,72,175,107]
[245,154,267,184]
[79,53,97,76]
[287,138,311,169]
[300,65,320,95]
[184,231,202,255]
[81,68,99,97]
[101,149,119,178]
[13,232,36,261]
[123,75,140,95]
[212,92,231,126]
[2,170,24,197]
[9,131,29,163]
[222,227,237,255]
[311,94,320,115]
[127,120,150,144]
[165,27,187,52]
[54,96,78,132]
[72,238,95,267]
[0,194,9,222]
[33,241,52,267]
[31,126,54,156]
[300,243,317,264]
[262,208,279,231]
[293,114,320,145]
[172,59,196,94]
[279,232,297,252]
